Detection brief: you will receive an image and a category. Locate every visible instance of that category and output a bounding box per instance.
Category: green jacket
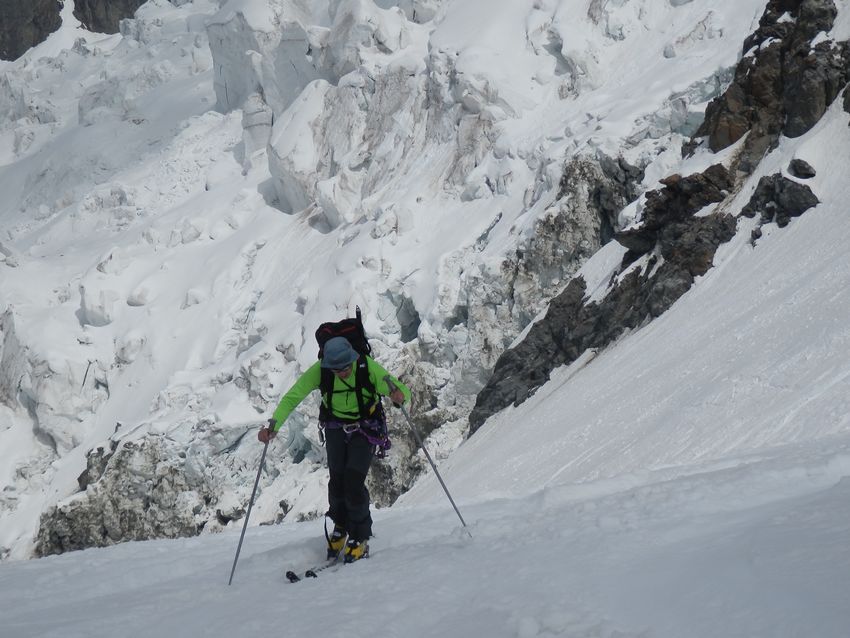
[271,357,411,431]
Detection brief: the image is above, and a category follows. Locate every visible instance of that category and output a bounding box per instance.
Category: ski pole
[384,376,472,538]
[227,431,270,585]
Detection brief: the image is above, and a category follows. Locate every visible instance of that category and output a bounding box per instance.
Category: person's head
[321,336,358,376]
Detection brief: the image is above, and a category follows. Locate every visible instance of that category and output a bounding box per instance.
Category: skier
[258,335,410,563]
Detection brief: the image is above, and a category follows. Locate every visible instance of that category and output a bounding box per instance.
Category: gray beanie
[321,336,359,369]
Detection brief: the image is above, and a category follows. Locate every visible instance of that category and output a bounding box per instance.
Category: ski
[285,570,302,583]
[285,548,371,582]
[286,553,342,583]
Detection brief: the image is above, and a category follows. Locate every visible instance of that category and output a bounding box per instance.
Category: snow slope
[2,337,849,637]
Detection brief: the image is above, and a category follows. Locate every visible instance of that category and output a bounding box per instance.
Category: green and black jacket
[271,357,410,431]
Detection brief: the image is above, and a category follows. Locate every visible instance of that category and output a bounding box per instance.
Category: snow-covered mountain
[1,0,849,611]
[1,0,850,634]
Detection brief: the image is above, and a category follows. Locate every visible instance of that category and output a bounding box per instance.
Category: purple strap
[321,417,391,450]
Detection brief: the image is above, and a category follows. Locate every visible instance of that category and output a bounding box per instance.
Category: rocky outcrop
[743,172,820,243]
[35,436,214,557]
[0,0,61,61]
[465,3,838,432]
[470,154,825,432]
[615,164,734,260]
[73,0,148,34]
[693,0,850,171]
[788,158,817,179]
[0,0,151,60]
[410,152,642,418]
[469,165,738,432]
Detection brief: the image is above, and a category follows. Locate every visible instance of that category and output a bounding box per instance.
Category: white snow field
[3,438,850,638]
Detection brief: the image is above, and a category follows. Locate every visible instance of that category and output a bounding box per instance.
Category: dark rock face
[615,164,734,261]
[0,0,62,61]
[73,0,148,34]
[741,173,820,230]
[469,165,738,433]
[469,278,587,430]
[788,158,817,179]
[0,0,152,60]
[593,155,646,244]
[695,0,850,171]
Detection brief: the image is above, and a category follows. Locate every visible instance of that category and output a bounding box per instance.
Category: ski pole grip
[383,375,402,407]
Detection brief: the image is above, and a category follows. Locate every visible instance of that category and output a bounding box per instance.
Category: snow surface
[3,438,849,638]
[2,0,850,634]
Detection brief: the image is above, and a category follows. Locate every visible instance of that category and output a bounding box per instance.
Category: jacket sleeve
[270,361,322,430]
[367,358,411,404]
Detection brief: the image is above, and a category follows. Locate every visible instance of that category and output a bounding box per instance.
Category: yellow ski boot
[343,538,369,563]
[327,524,347,559]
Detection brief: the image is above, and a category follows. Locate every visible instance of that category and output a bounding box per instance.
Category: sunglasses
[332,366,351,374]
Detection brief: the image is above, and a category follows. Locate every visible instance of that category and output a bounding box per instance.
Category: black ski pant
[325,427,374,542]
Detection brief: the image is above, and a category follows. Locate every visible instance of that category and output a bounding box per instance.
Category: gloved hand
[258,419,277,443]
[389,389,405,406]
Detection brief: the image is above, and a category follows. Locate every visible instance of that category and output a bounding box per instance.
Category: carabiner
[342,423,360,435]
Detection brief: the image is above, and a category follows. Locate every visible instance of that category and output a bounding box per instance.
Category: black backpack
[315,307,372,360]
[315,307,381,422]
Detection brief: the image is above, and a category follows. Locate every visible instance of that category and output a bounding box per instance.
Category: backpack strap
[319,354,380,422]
[353,356,368,420]
[319,367,335,420]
